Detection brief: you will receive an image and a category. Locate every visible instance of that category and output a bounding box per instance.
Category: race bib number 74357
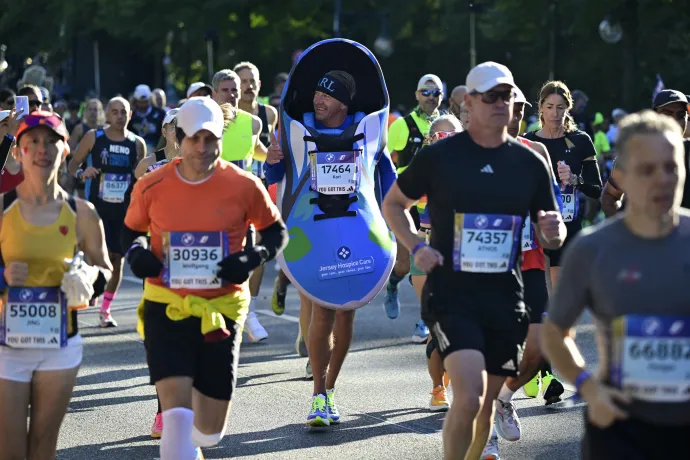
[453,213,522,273]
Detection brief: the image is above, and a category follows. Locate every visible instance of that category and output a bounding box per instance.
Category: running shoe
[383,281,400,319]
[99,312,117,328]
[481,431,501,460]
[305,360,313,380]
[326,388,340,424]
[494,399,521,441]
[151,412,163,439]
[542,372,565,405]
[523,371,540,398]
[245,311,268,342]
[295,330,308,357]
[429,385,449,412]
[412,320,429,343]
[307,394,329,427]
[271,276,286,316]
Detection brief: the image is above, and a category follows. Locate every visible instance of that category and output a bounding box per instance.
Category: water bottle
[66,251,88,311]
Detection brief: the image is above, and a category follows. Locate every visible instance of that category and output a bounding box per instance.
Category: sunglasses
[4,99,14,107]
[472,90,516,104]
[430,131,458,142]
[28,100,42,107]
[419,89,442,98]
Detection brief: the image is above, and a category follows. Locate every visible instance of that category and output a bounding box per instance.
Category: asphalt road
[56,265,597,460]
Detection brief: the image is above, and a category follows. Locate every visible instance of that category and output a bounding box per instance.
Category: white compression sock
[160,408,196,460]
[250,296,257,309]
[497,383,516,402]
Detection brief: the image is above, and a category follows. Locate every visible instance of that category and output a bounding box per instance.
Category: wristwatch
[571,174,583,186]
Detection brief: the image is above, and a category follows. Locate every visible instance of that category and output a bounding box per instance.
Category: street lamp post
[333,0,342,38]
[469,1,477,68]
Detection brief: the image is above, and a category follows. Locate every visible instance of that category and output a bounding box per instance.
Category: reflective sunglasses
[419,89,442,98]
[472,89,516,104]
[430,131,458,142]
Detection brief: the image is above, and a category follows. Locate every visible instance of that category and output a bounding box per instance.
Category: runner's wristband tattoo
[411,241,427,256]
[575,369,592,392]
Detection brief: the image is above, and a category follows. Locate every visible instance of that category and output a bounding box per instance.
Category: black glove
[217,246,267,284]
[126,245,163,279]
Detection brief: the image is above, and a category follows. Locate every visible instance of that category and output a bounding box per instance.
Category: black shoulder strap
[3,189,17,210]
[403,114,420,135]
[257,104,269,133]
[67,196,77,213]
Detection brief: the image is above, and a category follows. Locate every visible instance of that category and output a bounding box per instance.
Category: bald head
[451,86,468,105]
[107,96,130,113]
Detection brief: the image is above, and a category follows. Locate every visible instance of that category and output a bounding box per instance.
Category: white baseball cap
[466,62,516,93]
[176,97,224,138]
[186,82,213,98]
[163,108,179,126]
[134,84,152,100]
[514,87,532,107]
[417,74,443,91]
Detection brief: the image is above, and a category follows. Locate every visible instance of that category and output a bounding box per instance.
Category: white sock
[497,383,515,402]
[160,408,196,460]
[250,296,257,310]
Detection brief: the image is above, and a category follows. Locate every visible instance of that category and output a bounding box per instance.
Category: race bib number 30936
[162,231,229,289]
[0,287,68,349]
[453,213,521,273]
[611,315,690,403]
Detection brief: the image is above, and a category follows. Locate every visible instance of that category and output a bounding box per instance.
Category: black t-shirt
[397,131,558,311]
[128,106,165,148]
[524,130,597,227]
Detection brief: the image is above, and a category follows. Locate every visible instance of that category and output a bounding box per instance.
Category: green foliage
[0,0,689,112]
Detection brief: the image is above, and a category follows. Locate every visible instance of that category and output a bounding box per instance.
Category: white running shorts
[0,335,83,382]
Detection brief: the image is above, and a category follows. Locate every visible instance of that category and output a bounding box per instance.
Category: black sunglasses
[28,100,42,107]
[419,89,442,98]
[471,90,515,104]
[4,99,14,107]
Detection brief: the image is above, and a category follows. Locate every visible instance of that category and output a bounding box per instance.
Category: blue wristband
[411,241,427,256]
[575,369,592,392]
[0,267,5,290]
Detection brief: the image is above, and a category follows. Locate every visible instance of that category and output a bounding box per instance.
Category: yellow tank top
[0,197,78,334]
[221,110,254,166]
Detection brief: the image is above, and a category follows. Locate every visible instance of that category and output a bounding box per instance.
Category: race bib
[453,213,521,273]
[98,173,130,203]
[561,185,578,222]
[611,315,690,403]
[310,151,361,195]
[161,232,229,289]
[0,287,67,349]
[521,214,537,251]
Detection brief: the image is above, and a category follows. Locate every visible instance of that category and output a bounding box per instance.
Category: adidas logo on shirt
[481,164,494,173]
[501,359,516,371]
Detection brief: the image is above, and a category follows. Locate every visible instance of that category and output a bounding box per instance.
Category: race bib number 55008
[162,232,229,289]
[0,287,68,349]
[453,213,522,273]
[611,315,690,403]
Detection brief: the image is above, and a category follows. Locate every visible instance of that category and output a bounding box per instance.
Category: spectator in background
[152,88,166,109]
[0,88,15,110]
[186,82,213,99]
[53,100,67,118]
[17,85,43,114]
[570,89,593,137]
[591,112,611,157]
[268,94,281,111]
[449,85,467,116]
[65,100,81,132]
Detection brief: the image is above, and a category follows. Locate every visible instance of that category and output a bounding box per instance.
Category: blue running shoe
[412,320,429,343]
[307,394,330,427]
[384,281,400,319]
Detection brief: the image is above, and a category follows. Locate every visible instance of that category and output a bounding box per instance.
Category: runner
[382,61,565,460]
[483,86,563,459]
[67,97,146,327]
[385,74,443,342]
[233,61,279,335]
[449,85,468,120]
[601,89,690,216]
[410,115,462,413]
[0,109,25,193]
[265,69,397,421]
[134,109,180,179]
[17,85,43,115]
[186,82,213,99]
[0,111,112,459]
[123,96,287,460]
[543,110,690,460]
[128,84,166,154]
[67,99,106,198]
[211,68,270,342]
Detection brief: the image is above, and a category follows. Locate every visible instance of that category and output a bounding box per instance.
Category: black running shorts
[522,269,548,324]
[101,217,124,255]
[422,287,529,377]
[143,300,241,401]
[582,415,690,460]
[544,221,580,267]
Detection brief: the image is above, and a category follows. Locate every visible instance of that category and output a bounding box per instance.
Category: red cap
[16,111,69,142]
